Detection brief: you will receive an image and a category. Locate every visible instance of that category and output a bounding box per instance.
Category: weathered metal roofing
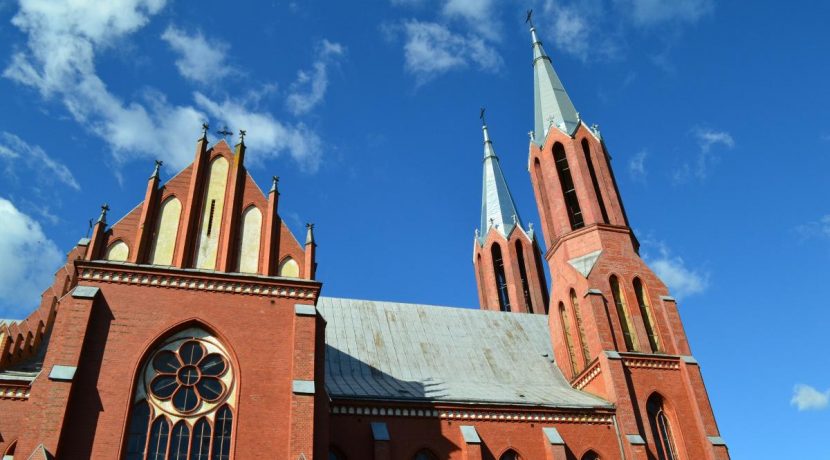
[318,297,610,409]
[479,124,524,242]
[531,26,580,142]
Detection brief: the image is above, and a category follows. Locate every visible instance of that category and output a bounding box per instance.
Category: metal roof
[531,26,580,142]
[318,297,610,409]
[479,124,525,243]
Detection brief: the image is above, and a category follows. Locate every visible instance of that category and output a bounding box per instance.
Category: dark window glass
[173,386,199,413]
[515,241,533,313]
[150,375,178,399]
[211,406,233,460]
[581,451,600,460]
[414,450,438,460]
[148,417,170,460]
[500,450,520,460]
[491,244,511,312]
[199,354,227,377]
[180,341,205,365]
[648,395,678,460]
[190,418,212,460]
[581,139,609,224]
[125,401,150,460]
[553,143,584,230]
[153,350,181,373]
[168,421,190,460]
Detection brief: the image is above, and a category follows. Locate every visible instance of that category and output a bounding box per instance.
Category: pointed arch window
[329,447,347,460]
[558,302,577,374]
[515,241,533,313]
[499,450,520,460]
[581,451,600,460]
[123,328,236,460]
[491,244,511,312]
[609,275,638,351]
[413,449,438,460]
[648,394,679,460]
[581,139,609,224]
[553,143,584,230]
[570,289,590,368]
[634,278,660,353]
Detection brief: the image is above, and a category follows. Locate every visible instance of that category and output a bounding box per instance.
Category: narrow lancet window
[648,394,679,460]
[634,278,660,352]
[581,138,609,224]
[553,143,584,230]
[559,302,578,374]
[570,289,590,368]
[515,241,533,313]
[610,275,638,351]
[491,244,511,312]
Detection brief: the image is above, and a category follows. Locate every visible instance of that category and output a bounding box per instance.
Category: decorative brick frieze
[0,384,30,400]
[620,354,681,370]
[573,361,602,390]
[330,404,613,424]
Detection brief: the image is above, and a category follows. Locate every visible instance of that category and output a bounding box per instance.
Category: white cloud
[442,0,500,41]
[0,132,80,190]
[401,20,502,84]
[642,239,708,299]
[0,197,64,317]
[286,40,345,116]
[615,0,713,27]
[194,93,322,172]
[675,128,734,182]
[795,214,830,241]
[791,384,830,411]
[161,25,232,84]
[628,149,648,182]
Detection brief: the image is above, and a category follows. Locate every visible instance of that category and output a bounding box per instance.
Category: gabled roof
[318,297,610,409]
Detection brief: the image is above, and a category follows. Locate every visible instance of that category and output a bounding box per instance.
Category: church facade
[0,22,729,460]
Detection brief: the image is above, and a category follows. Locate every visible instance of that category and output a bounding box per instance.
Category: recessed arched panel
[648,393,679,460]
[149,196,182,266]
[237,206,262,274]
[195,156,229,270]
[106,240,129,262]
[278,257,300,278]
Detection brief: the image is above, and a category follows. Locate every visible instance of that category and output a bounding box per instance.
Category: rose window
[148,339,228,413]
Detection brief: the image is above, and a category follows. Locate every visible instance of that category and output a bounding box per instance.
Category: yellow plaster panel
[237,206,262,274]
[195,156,229,270]
[278,257,300,278]
[106,241,129,262]
[149,196,182,266]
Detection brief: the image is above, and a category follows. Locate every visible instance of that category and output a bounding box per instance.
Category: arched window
[553,143,584,230]
[648,394,679,460]
[329,447,347,460]
[4,440,17,459]
[123,327,236,460]
[515,241,533,313]
[581,451,600,460]
[570,289,590,367]
[237,206,263,274]
[558,302,578,374]
[581,139,609,224]
[149,196,182,265]
[634,277,660,353]
[533,158,554,237]
[491,244,511,312]
[610,275,638,351]
[500,450,520,460]
[413,449,438,460]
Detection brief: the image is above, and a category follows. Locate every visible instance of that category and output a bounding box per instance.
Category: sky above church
[0,0,827,456]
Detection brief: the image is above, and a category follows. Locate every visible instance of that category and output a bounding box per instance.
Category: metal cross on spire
[525,9,534,28]
[239,129,247,144]
[217,126,233,140]
[479,107,486,126]
[98,203,110,224]
[201,122,210,138]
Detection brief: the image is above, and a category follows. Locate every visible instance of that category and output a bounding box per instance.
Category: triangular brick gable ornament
[27,444,54,460]
[567,249,602,278]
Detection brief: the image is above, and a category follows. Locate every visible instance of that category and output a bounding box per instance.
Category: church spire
[479,116,522,242]
[530,20,580,141]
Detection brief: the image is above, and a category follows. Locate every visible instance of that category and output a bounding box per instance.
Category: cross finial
[239,129,247,144]
[525,9,534,28]
[201,122,209,138]
[528,130,535,141]
[475,228,480,238]
[489,217,495,228]
[306,222,315,230]
[217,126,233,140]
[547,115,556,127]
[479,107,486,126]
[151,159,163,179]
[270,175,279,193]
[97,203,110,224]
[512,214,518,224]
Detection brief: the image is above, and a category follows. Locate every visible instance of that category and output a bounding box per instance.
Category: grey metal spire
[531,24,580,142]
[479,122,523,242]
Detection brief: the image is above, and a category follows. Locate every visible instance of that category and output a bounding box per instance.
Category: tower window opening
[610,275,638,351]
[553,143,584,230]
[515,241,533,313]
[558,302,578,374]
[570,289,590,367]
[648,394,679,460]
[491,244,511,312]
[206,199,217,237]
[634,277,660,353]
[581,138,609,224]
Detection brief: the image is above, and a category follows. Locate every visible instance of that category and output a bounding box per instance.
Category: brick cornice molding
[330,403,614,425]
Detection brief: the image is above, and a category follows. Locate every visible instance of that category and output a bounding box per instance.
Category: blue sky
[0,0,828,456]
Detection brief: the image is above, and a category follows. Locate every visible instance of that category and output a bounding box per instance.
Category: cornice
[330,403,614,425]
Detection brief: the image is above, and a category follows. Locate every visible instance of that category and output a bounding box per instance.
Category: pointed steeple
[479,119,523,242]
[530,23,580,141]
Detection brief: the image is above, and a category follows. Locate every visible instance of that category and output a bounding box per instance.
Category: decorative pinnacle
[201,122,209,139]
[305,223,315,245]
[239,129,247,144]
[528,130,535,141]
[97,203,110,224]
[270,175,279,193]
[217,127,233,140]
[489,217,495,228]
[512,214,518,224]
[151,159,163,179]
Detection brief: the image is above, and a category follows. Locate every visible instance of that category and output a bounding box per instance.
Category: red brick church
[0,22,729,460]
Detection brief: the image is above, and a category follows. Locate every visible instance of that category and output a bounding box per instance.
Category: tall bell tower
[473,118,549,314]
[526,17,730,460]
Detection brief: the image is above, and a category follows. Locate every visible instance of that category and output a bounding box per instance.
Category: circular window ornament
[143,335,233,416]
